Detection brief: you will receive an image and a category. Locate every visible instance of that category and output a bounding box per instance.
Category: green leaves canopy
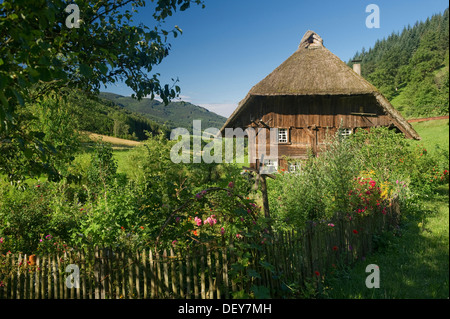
[0,0,203,183]
[0,0,204,131]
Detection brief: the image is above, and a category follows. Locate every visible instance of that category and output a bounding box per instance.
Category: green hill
[52,90,170,141]
[98,92,227,132]
[349,8,449,119]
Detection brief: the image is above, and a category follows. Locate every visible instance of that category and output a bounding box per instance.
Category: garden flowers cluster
[347,170,405,216]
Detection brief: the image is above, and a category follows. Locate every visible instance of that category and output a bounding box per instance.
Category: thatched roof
[221,30,420,140]
[249,30,378,96]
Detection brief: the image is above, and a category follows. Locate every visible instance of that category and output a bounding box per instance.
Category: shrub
[268,127,436,231]
[0,180,83,254]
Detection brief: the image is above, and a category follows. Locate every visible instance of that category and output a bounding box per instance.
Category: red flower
[332,245,338,251]
[353,229,358,234]
[314,271,320,277]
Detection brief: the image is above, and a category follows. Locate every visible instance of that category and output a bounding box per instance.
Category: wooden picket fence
[0,199,400,299]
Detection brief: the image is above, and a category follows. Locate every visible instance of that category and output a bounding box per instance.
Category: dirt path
[82,131,142,147]
[407,115,449,123]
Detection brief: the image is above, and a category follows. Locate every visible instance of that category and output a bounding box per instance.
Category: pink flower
[194,217,202,226]
[220,227,225,235]
[204,215,217,226]
[172,240,177,246]
[0,237,3,244]
[327,223,335,227]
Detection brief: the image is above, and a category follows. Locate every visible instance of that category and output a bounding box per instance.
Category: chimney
[352,59,362,76]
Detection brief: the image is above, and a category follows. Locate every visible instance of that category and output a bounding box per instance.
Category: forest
[349,8,449,119]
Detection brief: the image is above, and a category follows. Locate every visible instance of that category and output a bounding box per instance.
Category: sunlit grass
[324,184,449,299]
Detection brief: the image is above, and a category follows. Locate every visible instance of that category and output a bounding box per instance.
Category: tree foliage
[0,0,204,183]
[349,8,449,116]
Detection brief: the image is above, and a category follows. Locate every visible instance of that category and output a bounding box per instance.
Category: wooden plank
[163,249,169,298]
[128,254,134,299]
[149,249,155,299]
[193,249,199,299]
[156,250,163,298]
[142,249,148,299]
[170,248,177,298]
[222,246,229,298]
[215,249,221,299]
[112,249,119,299]
[22,254,28,299]
[35,255,40,299]
[121,251,127,299]
[51,254,58,299]
[82,249,88,299]
[200,247,206,299]
[100,248,106,299]
[178,249,185,299]
[207,246,213,299]
[186,250,191,299]
[41,255,46,299]
[135,250,140,299]
[17,253,22,299]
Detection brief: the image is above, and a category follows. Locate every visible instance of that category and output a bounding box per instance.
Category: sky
[101,0,449,118]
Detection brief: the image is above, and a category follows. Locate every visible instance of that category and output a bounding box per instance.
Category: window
[338,128,352,138]
[289,162,302,172]
[262,159,278,174]
[278,128,288,143]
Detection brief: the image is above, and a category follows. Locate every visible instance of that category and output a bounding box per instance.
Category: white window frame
[288,162,301,172]
[278,128,288,143]
[339,128,353,138]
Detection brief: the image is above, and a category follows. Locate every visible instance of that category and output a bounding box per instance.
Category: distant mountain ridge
[99,92,227,132]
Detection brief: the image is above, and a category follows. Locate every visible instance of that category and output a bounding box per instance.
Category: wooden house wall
[242,94,394,162]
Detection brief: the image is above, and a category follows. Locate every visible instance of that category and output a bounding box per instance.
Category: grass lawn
[324,183,449,299]
[410,119,449,157]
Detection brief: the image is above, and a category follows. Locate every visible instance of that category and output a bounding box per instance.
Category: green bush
[268,127,446,231]
[0,180,83,254]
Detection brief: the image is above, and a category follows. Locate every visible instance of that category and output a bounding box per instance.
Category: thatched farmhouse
[220,30,420,171]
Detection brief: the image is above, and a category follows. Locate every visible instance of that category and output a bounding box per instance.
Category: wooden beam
[258,120,271,129]
[350,112,378,117]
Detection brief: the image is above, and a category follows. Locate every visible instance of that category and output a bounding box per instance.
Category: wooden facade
[244,94,400,165]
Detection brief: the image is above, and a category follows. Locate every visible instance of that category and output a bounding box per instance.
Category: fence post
[178,249,185,299]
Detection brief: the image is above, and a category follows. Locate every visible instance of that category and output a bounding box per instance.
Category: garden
[0,101,448,298]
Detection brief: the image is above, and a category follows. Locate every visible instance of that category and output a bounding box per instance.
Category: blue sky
[101,0,449,118]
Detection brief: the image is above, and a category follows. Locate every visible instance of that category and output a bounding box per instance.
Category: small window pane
[278,129,288,143]
[339,128,352,137]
